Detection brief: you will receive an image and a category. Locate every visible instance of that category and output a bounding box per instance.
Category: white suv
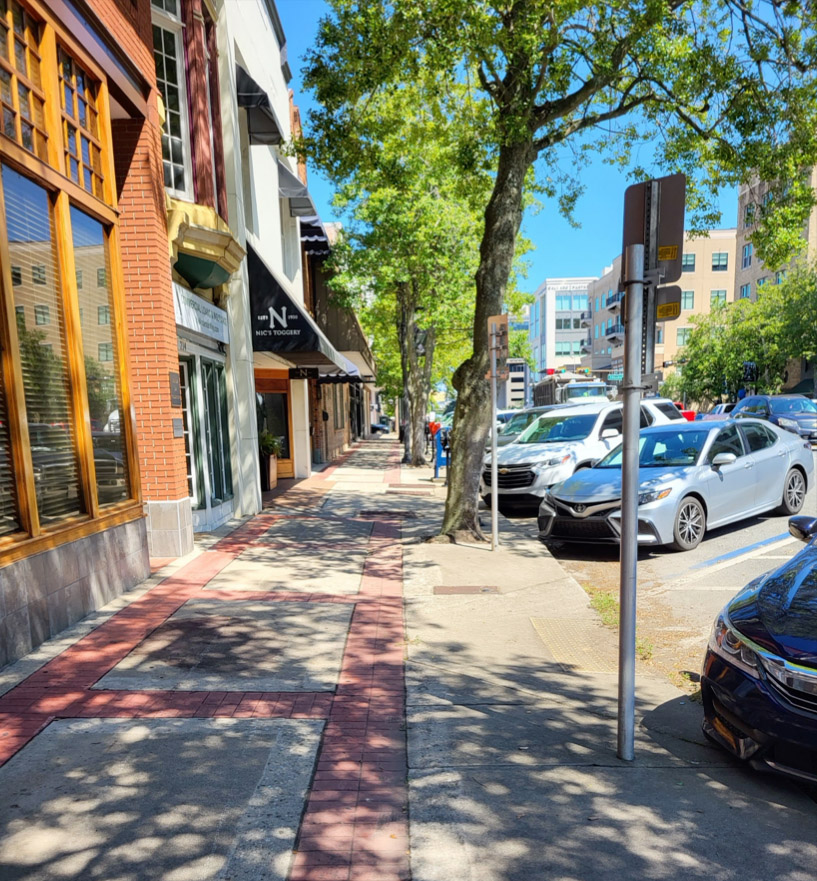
[480,399,683,513]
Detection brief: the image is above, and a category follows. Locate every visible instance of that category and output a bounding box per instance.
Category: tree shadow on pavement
[404,628,817,881]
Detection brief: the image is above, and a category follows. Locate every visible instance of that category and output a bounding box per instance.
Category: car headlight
[638,487,672,505]
[777,417,799,431]
[707,614,759,678]
[535,454,571,470]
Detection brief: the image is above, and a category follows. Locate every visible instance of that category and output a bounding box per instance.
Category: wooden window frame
[0,0,48,162]
[151,3,193,201]
[0,0,141,563]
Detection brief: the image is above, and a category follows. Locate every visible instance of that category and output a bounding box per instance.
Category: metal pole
[618,243,644,761]
[490,324,499,550]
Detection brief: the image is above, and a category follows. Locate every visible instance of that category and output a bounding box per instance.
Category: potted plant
[259,430,283,489]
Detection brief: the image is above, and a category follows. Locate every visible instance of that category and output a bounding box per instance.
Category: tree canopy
[304,0,817,539]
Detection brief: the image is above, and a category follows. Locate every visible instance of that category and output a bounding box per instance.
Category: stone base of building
[0,518,150,669]
[145,498,194,558]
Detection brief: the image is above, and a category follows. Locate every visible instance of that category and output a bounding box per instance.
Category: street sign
[622,172,686,283]
[654,285,682,322]
[486,314,509,380]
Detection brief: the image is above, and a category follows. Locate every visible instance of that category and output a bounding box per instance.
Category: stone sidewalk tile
[0,440,411,881]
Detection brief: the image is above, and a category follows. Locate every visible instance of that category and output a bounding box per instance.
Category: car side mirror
[711,452,737,467]
[601,429,620,440]
[789,515,817,543]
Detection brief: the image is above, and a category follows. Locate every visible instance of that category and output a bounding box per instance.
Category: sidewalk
[0,439,814,881]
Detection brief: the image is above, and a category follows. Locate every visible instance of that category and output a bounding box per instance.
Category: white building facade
[528,277,596,377]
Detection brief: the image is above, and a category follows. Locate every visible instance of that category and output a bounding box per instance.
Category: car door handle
[744,461,754,469]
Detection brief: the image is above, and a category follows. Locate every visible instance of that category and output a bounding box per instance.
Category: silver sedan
[537,418,814,551]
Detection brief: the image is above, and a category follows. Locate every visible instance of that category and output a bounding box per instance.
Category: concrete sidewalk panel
[94,600,353,692]
[0,717,322,880]
[204,547,368,594]
[408,763,817,881]
[407,694,721,772]
[258,517,374,545]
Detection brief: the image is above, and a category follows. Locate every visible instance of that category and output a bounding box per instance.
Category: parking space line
[660,535,796,591]
[691,532,790,569]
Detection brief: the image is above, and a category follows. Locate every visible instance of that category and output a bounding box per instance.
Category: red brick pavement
[0,441,409,881]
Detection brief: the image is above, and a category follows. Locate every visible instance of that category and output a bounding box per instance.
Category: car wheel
[670,497,706,551]
[777,468,806,515]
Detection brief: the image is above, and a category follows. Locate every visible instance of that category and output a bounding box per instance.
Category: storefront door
[257,391,294,479]
[179,352,233,528]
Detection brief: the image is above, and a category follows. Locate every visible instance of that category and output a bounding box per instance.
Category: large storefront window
[0,2,138,549]
[71,206,129,506]
[3,165,82,524]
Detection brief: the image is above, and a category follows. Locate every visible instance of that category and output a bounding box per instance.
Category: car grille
[483,466,535,489]
[765,671,817,716]
[551,497,621,517]
[550,516,616,539]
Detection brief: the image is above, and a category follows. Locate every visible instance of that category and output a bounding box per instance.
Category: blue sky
[276,0,738,296]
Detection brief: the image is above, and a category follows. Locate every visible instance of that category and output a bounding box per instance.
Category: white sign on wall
[173,283,229,344]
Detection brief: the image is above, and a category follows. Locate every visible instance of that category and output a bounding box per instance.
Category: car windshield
[769,397,817,415]
[517,413,597,444]
[502,411,540,433]
[596,429,710,468]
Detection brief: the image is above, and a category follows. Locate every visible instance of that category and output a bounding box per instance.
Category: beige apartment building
[582,229,737,384]
[734,171,817,392]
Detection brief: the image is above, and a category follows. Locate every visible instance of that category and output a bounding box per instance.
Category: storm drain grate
[357,509,418,520]
[530,617,618,673]
[433,585,499,595]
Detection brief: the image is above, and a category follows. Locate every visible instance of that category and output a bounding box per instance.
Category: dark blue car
[701,515,817,782]
[732,394,817,443]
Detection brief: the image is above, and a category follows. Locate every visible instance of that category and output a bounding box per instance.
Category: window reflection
[70,204,130,506]
[3,164,82,523]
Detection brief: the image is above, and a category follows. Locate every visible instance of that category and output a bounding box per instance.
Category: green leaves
[676,265,817,404]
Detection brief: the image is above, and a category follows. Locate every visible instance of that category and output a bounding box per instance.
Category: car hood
[550,465,693,501]
[492,440,585,466]
[775,412,817,427]
[727,546,817,665]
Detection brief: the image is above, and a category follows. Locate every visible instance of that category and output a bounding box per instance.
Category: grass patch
[582,584,653,661]
[586,587,619,628]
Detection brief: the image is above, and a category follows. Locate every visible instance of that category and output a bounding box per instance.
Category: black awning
[278,161,317,217]
[236,64,284,145]
[248,246,347,370]
[299,214,330,254]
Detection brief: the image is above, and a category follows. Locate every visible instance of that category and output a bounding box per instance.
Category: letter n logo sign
[269,305,288,328]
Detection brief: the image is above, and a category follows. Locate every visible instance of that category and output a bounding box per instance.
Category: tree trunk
[439,140,535,541]
[408,325,435,466]
[397,280,435,466]
[397,282,414,464]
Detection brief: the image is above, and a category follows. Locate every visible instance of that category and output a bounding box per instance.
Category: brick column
[113,109,193,558]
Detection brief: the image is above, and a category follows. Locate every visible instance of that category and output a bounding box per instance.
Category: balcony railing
[606,291,624,312]
[605,322,625,340]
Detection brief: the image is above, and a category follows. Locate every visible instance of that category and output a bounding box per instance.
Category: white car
[480,398,683,514]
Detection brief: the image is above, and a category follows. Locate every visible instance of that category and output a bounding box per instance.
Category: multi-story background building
[528,277,595,378]
[581,230,737,385]
[734,173,817,393]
